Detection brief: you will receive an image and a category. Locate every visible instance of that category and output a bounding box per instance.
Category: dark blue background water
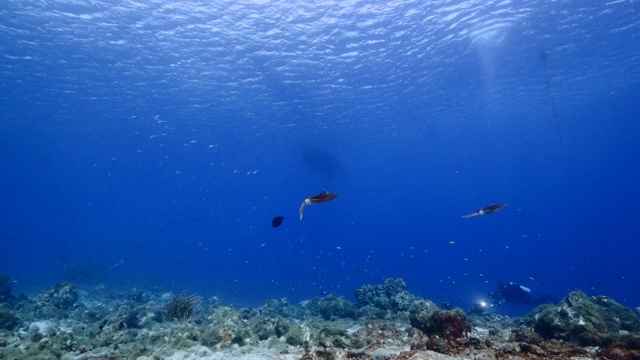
[1,0,639,314]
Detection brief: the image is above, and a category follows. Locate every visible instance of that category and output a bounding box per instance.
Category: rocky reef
[0,276,639,359]
[526,290,640,350]
[0,274,20,332]
[355,278,417,316]
[0,274,13,303]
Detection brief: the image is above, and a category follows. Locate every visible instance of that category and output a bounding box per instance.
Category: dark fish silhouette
[462,203,506,218]
[299,190,338,220]
[271,216,284,228]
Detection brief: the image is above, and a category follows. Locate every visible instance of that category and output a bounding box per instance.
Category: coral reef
[527,290,640,347]
[0,278,639,359]
[164,293,203,322]
[408,299,439,327]
[410,308,472,354]
[0,274,13,303]
[412,309,472,339]
[301,294,359,321]
[38,281,79,311]
[0,307,20,331]
[355,278,417,316]
[0,275,21,332]
[250,314,289,340]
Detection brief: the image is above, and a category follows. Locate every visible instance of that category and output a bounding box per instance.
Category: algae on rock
[355,278,417,314]
[528,290,640,346]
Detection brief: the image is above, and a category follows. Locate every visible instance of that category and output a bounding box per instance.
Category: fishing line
[540,52,592,289]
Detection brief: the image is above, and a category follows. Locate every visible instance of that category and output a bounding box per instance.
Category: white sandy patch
[27,320,55,334]
[144,344,305,360]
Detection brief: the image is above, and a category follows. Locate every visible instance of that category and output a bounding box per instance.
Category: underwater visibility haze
[1,0,640,316]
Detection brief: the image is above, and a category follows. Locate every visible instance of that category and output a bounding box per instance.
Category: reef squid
[299,190,338,220]
[462,203,506,218]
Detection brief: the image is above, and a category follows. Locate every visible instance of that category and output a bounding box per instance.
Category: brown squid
[462,203,506,218]
[299,190,338,220]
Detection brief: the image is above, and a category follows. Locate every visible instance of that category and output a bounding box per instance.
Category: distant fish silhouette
[299,190,338,220]
[271,216,284,228]
[462,203,506,218]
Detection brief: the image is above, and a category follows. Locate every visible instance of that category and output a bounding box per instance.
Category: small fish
[299,190,338,220]
[462,203,506,218]
[271,216,284,228]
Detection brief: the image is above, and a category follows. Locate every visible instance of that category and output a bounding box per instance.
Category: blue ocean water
[1,0,638,315]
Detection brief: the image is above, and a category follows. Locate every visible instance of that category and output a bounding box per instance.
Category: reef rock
[317,326,355,349]
[0,273,13,302]
[408,300,473,355]
[36,282,80,318]
[413,309,471,339]
[43,282,79,309]
[355,278,416,314]
[250,315,289,340]
[528,290,640,347]
[302,294,358,320]
[408,299,438,329]
[0,306,20,330]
